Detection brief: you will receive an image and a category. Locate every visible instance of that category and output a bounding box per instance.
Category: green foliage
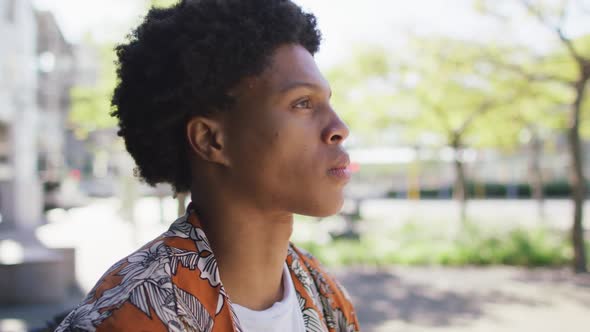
[326,46,395,136]
[473,1,590,141]
[67,2,180,136]
[326,30,590,151]
[149,0,179,8]
[296,222,571,267]
[398,38,544,149]
[326,37,542,149]
[69,41,118,136]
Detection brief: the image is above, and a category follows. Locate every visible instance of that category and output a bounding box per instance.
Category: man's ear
[186,116,231,166]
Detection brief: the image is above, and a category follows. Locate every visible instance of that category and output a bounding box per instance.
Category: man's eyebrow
[278,81,332,96]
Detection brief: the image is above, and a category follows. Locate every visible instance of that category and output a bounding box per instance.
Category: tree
[477,0,590,273]
[327,39,526,222]
[471,71,569,219]
[69,0,180,135]
[326,46,395,142]
[69,40,118,138]
[394,38,525,222]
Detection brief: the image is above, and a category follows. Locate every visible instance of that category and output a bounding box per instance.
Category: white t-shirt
[232,263,306,332]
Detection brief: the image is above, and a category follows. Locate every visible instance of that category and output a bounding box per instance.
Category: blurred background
[1,0,589,331]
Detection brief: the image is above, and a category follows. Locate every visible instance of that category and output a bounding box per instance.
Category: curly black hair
[111,0,322,194]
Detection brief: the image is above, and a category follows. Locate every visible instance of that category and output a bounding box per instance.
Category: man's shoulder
[55,215,206,331]
[55,237,177,331]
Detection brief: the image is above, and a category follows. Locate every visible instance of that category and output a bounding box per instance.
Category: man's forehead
[233,44,328,96]
[266,45,321,79]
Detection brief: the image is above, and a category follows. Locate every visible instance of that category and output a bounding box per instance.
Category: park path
[334,266,590,332]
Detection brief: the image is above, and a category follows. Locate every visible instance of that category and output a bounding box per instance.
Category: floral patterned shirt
[55,203,360,332]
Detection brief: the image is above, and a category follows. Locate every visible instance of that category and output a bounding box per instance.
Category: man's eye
[293,98,312,109]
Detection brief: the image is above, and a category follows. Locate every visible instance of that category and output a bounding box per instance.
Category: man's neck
[190,196,294,310]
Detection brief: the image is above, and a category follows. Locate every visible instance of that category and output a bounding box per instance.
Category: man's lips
[327,167,351,179]
[330,153,350,170]
[328,153,351,180]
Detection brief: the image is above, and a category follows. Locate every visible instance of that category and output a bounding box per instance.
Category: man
[56,0,359,331]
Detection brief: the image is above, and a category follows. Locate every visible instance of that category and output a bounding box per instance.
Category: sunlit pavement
[1,197,589,331]
[334,266,590,332]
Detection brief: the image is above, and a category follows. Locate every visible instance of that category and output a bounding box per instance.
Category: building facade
[0,0,74,305]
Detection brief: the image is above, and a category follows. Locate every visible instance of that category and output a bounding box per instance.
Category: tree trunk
[569,74,588,273]
[452,137,468,223]
[528,127,545,220]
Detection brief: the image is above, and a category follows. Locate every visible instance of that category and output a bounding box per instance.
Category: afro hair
[110,0,322,194]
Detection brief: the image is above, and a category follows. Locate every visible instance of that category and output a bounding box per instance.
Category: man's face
[224,44,350,217]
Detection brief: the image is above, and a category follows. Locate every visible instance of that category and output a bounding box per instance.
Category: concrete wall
[0,0,43,231]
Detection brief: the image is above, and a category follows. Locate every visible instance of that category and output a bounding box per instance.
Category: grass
[295,221,575,267]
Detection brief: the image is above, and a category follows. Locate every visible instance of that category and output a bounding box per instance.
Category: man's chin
[299,200,345,218]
